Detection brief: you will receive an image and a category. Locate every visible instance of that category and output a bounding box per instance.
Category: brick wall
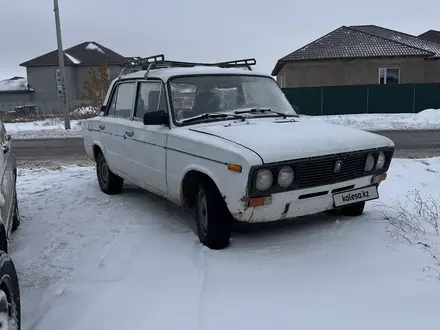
[278,57,440,88]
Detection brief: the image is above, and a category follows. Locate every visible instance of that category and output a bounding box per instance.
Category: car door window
[107,82,136,118]
[0,122,5,144]
[134,82,167,119]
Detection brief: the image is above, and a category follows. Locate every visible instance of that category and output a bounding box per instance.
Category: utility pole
[53,0,71,129]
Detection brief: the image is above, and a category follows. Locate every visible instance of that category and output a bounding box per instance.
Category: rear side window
[107,82,136,118]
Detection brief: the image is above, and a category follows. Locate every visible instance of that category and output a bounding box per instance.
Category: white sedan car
[0,120,20,252]
[82,55,394,250]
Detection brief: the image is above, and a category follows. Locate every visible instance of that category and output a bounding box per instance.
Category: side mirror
[5,134,11,142]
[143,110,168,125]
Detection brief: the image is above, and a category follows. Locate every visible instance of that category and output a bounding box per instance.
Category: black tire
[11,190,20,232]
[0,252,20,330]
[195,180,232,250]
[340,201,365,217]
[96,152,123,195]
[0,228,7,254]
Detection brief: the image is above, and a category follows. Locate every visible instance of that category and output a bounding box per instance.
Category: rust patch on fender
[231,184,249,221]
[240,184,249,207]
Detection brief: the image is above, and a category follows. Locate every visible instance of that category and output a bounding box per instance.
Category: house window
[378,68,400,84]
[279,73,286,88]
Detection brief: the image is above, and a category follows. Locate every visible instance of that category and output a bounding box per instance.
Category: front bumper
[233,174,384,223]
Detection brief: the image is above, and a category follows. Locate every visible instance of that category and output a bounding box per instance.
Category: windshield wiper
[234,108,299,118]
[180,112,245,125]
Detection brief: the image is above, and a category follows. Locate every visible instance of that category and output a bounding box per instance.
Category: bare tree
[80,64,110,112]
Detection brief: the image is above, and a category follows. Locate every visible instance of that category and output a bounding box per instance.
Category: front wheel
[195,181,232,250]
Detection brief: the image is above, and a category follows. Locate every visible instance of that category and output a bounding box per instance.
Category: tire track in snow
[193,244,210,330]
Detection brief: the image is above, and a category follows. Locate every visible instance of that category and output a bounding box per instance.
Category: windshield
[169,75,297,123]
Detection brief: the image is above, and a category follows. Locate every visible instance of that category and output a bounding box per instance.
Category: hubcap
[198,192,208,231]
[99,159,109,185]
[0,276,16,329]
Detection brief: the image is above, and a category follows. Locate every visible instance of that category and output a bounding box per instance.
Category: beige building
[272,25,440,88]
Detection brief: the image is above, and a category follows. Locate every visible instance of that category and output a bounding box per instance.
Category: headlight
[277,166,294,188]
[376,152,386,169]
[256,169,273,191]
[364,153,375,172]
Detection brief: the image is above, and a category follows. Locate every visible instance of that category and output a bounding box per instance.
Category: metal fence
[0,99,84,117]
[282,83,440,115]
[3,83,440,117]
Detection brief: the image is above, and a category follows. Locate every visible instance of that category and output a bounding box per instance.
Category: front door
[123,81,168,194]
[100,81,137,180]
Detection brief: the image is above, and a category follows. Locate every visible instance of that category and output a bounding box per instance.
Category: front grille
[297,152,367,189]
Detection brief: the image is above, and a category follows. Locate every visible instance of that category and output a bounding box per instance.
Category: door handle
[99,124,105,130]
[2,145,9,154]
[125,130,134,137]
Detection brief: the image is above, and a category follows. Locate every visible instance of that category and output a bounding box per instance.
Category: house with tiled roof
[18,41,128,102]
[272,25,440,88]
[418,30,440,44]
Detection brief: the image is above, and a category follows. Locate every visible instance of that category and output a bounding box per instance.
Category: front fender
[180,164,224,199]
[179,163,249,216]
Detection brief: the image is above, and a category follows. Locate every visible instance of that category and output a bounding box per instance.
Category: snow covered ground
[5,119,83,139]
[4,108,440,140]
[300,108,440,130]
[10,158,440,330]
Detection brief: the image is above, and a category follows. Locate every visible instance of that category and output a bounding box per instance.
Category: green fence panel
[282,87,322,115]
[414,83,440,112]
[283,83,440,115]
[322,85,368,115]
[367,84,414,113]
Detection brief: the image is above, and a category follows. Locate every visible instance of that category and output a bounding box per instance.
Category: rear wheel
[195,181,232,250]
[11,191,20,232]
[96,152,123,195]
[0,252,20,330]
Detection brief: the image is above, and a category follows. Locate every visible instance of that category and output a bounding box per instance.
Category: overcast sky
[1,0,439,80]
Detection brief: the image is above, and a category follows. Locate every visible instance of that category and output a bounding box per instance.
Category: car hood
[189,119,394,164]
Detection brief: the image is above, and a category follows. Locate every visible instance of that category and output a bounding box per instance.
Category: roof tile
[20,42,128,67]
[418,30,440,44]
[350,25,440,57]
[279,26,433,63]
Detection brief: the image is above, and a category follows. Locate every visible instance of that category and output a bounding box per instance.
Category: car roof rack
[117,54,257,79]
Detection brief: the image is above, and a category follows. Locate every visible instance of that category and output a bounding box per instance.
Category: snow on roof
[0,77,31,92]
[120,66,270,82]
[85,43,106,54]
[65,52,81,64]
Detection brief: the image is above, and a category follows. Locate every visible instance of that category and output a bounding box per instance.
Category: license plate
[333,185,379,207]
